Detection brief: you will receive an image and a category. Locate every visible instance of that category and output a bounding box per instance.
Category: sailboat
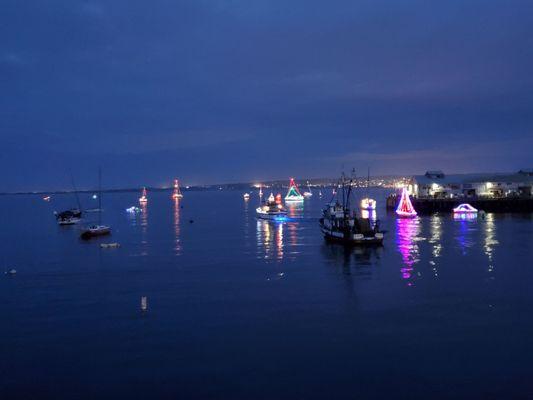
[284,178,304,202]
[80,168,111,239]
[303,181,313,198]
[55,174,83,225]
[360,168,377,211]
[139,187,148,204]
[396,187,417,218]
[171,179,183,200]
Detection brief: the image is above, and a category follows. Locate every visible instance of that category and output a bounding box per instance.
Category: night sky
[1,0,532,191]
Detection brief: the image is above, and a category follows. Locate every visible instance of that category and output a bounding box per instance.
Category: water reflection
[140,202,148,256]
[173,199,181,256]
[321,244,381,279]
[256,220,284,261]
[396,217,422,285]
[484,214,498,275]
[454,214,477,255]
[428,215,442,278]
[361,209,377,221]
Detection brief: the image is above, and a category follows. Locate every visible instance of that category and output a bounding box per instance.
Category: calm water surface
[1,189,532,399]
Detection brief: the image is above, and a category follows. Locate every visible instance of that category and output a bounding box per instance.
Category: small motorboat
[360,198,377,210]
[256,193,288,221]
[81,225,111,240]
[43,196,51,202]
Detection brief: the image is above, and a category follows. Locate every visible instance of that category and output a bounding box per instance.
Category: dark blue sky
[1,0,532,190]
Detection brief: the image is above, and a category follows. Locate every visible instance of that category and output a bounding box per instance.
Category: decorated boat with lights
[256,193,288,221]
[360,198,376,210]
[452,203,478,214]
[139,187,148,204]
[319,173,384,245]
[396,187,417,218]
[285,178,304,202]
[172,179,183,200]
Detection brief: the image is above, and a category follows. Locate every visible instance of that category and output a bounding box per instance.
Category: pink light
[396,187,417,218]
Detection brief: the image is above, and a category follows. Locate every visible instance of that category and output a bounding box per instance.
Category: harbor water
[1,189,532,399]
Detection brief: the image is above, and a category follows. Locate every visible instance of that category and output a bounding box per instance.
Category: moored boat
[81,168,111,240]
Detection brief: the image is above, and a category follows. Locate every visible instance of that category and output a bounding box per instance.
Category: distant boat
[243,193,250,200]
[360,168,376,211]
[139,187,148,204]
[284,178,304,202]
[360,198,377,211]
[303,181,313,198]
[81,168,111,239]
[172,179,183,200]
[55,174,83,225]
[256,193,288,220]
[55,209,82,225]
[453,203,478,216]
[43,195,51,202]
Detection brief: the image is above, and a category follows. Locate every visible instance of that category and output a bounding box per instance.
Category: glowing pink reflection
[396,217,421,282]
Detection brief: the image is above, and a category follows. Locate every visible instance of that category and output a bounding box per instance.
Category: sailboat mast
[98,167,102,225]
[70,172,82,212]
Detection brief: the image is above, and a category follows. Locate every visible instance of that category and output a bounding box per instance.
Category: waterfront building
[410,170,532,199]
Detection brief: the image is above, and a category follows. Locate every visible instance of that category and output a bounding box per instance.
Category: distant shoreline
[0,176,404,196]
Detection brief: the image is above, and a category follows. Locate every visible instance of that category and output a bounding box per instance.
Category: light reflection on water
[173,199,181,256]
[396,217,422,285]
[256,220,284,261]
[484,214,498,275]
[140,202,148,256]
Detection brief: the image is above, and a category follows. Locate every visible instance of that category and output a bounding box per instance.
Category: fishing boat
[80,168,111,239]
[396,187,417,218]
[303,181,313,197]
[284,178,304,202]
[139,187,148,204]
[256,193,288,221]
[319,173,384,246]
[172,179,183,200]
